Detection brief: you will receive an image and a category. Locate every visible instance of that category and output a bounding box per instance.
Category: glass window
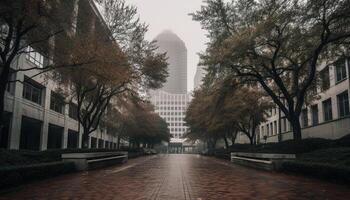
[320,66,330,91]
[302,108,308,127]
[282,118,287,132]
[69,103,78,120]
[26,46,44,68]
[335,58,347,83]
[337,91,350,118]
[322,98,333,121]
[50,92,64,114]
[22,78,43,105]
[311,105,319,126]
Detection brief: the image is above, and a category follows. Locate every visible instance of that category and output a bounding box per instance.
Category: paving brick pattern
[1,154,350,200]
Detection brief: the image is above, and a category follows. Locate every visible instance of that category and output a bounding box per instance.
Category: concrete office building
[150,31,189,143]
[151,90,190,142]
[235,57,350,144]
[0,0,118,150]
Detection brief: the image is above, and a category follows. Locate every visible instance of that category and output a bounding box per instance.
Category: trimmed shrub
[229,138,333,154]
[279,160,350,183]
[0,161,75,189]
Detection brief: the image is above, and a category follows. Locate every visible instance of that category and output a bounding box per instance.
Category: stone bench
[231,152,295,171]
[62,152,128,171]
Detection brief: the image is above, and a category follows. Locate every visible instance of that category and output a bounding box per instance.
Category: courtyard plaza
[1,154,349,200]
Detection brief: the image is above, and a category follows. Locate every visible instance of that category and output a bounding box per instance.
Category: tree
[192,0,350,141]
[55,0,168,148]
[186,75,271,147]
[122,98,170,149]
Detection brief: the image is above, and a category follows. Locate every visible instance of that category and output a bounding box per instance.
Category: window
[266,124,269,136]
[26,46,44,68]
[320,66,330,91]
[69,103,78,120]
[311,105,319,126]
[335,58,347,83]
[309,80,318,95]
[323,98,333,121]
[274,121,277,135]
[50,92,64,114]
[270,122,273,135]
[302,108,308,127]
[282,118,287,132]
[23,78,43,105]
[6,71,15,95]
[337,91,350,118]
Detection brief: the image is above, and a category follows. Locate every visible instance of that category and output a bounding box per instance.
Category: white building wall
[3,54,118,150]
[236,58,350,144]
[150,90,190,143]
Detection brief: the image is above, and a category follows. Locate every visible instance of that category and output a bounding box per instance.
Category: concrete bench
[62,152,128,171]
[231,152,295,171]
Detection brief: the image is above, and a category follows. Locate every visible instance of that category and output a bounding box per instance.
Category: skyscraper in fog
[194,64,206,90]
[154,30,187,94]
[150,30,189,142]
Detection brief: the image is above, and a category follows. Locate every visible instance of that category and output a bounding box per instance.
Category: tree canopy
[192,0,350,141]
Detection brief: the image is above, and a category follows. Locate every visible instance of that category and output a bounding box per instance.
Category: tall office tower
[150,30,189,142]
[194,64,206,90]
[154,30,187,94]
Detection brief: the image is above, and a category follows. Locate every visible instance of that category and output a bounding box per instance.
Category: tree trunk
[82,128,90,149]
[117,136,121,150]
[290,116,302,141]
[231,131,237,145]
[0,88,6,144]
[223,135,229,149]
[0,71,9,143]
[249,136,254,145]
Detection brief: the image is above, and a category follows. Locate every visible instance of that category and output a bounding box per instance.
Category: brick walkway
[1,154,350,200]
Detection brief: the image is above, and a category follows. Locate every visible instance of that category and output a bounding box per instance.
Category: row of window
[26,46,44,68]
[262,90,350,136]
[302,90,349,127]
[156,106,187,111]
[159,111,186,116]
[168,122,186,127]
[170,127,187,132]
[22,77,78,120]
[156,101,187,105]
[164,117,185,122]
[320,58,348,91]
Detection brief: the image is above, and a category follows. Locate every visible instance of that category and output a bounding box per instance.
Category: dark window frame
[50,91,65,114]
[22,77,43,105]
[337,90,350,118]
[323,98,333,122]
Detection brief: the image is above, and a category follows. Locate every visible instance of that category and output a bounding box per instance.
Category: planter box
[62,152,128,171]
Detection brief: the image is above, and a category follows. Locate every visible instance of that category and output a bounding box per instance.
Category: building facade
[154,30,187,94]
[235,57,350,144]
[194,65,206,90]
[150,90,190,142]
[0,0,119,150]
[150,30,189,143]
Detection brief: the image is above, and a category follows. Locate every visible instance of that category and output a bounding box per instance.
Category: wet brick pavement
[0,154,350,200]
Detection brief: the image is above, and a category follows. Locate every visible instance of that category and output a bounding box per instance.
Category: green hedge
[0,161,75,189]
[279,160,350,183]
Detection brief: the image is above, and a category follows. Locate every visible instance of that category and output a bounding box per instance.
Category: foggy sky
[128,0,208,92]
